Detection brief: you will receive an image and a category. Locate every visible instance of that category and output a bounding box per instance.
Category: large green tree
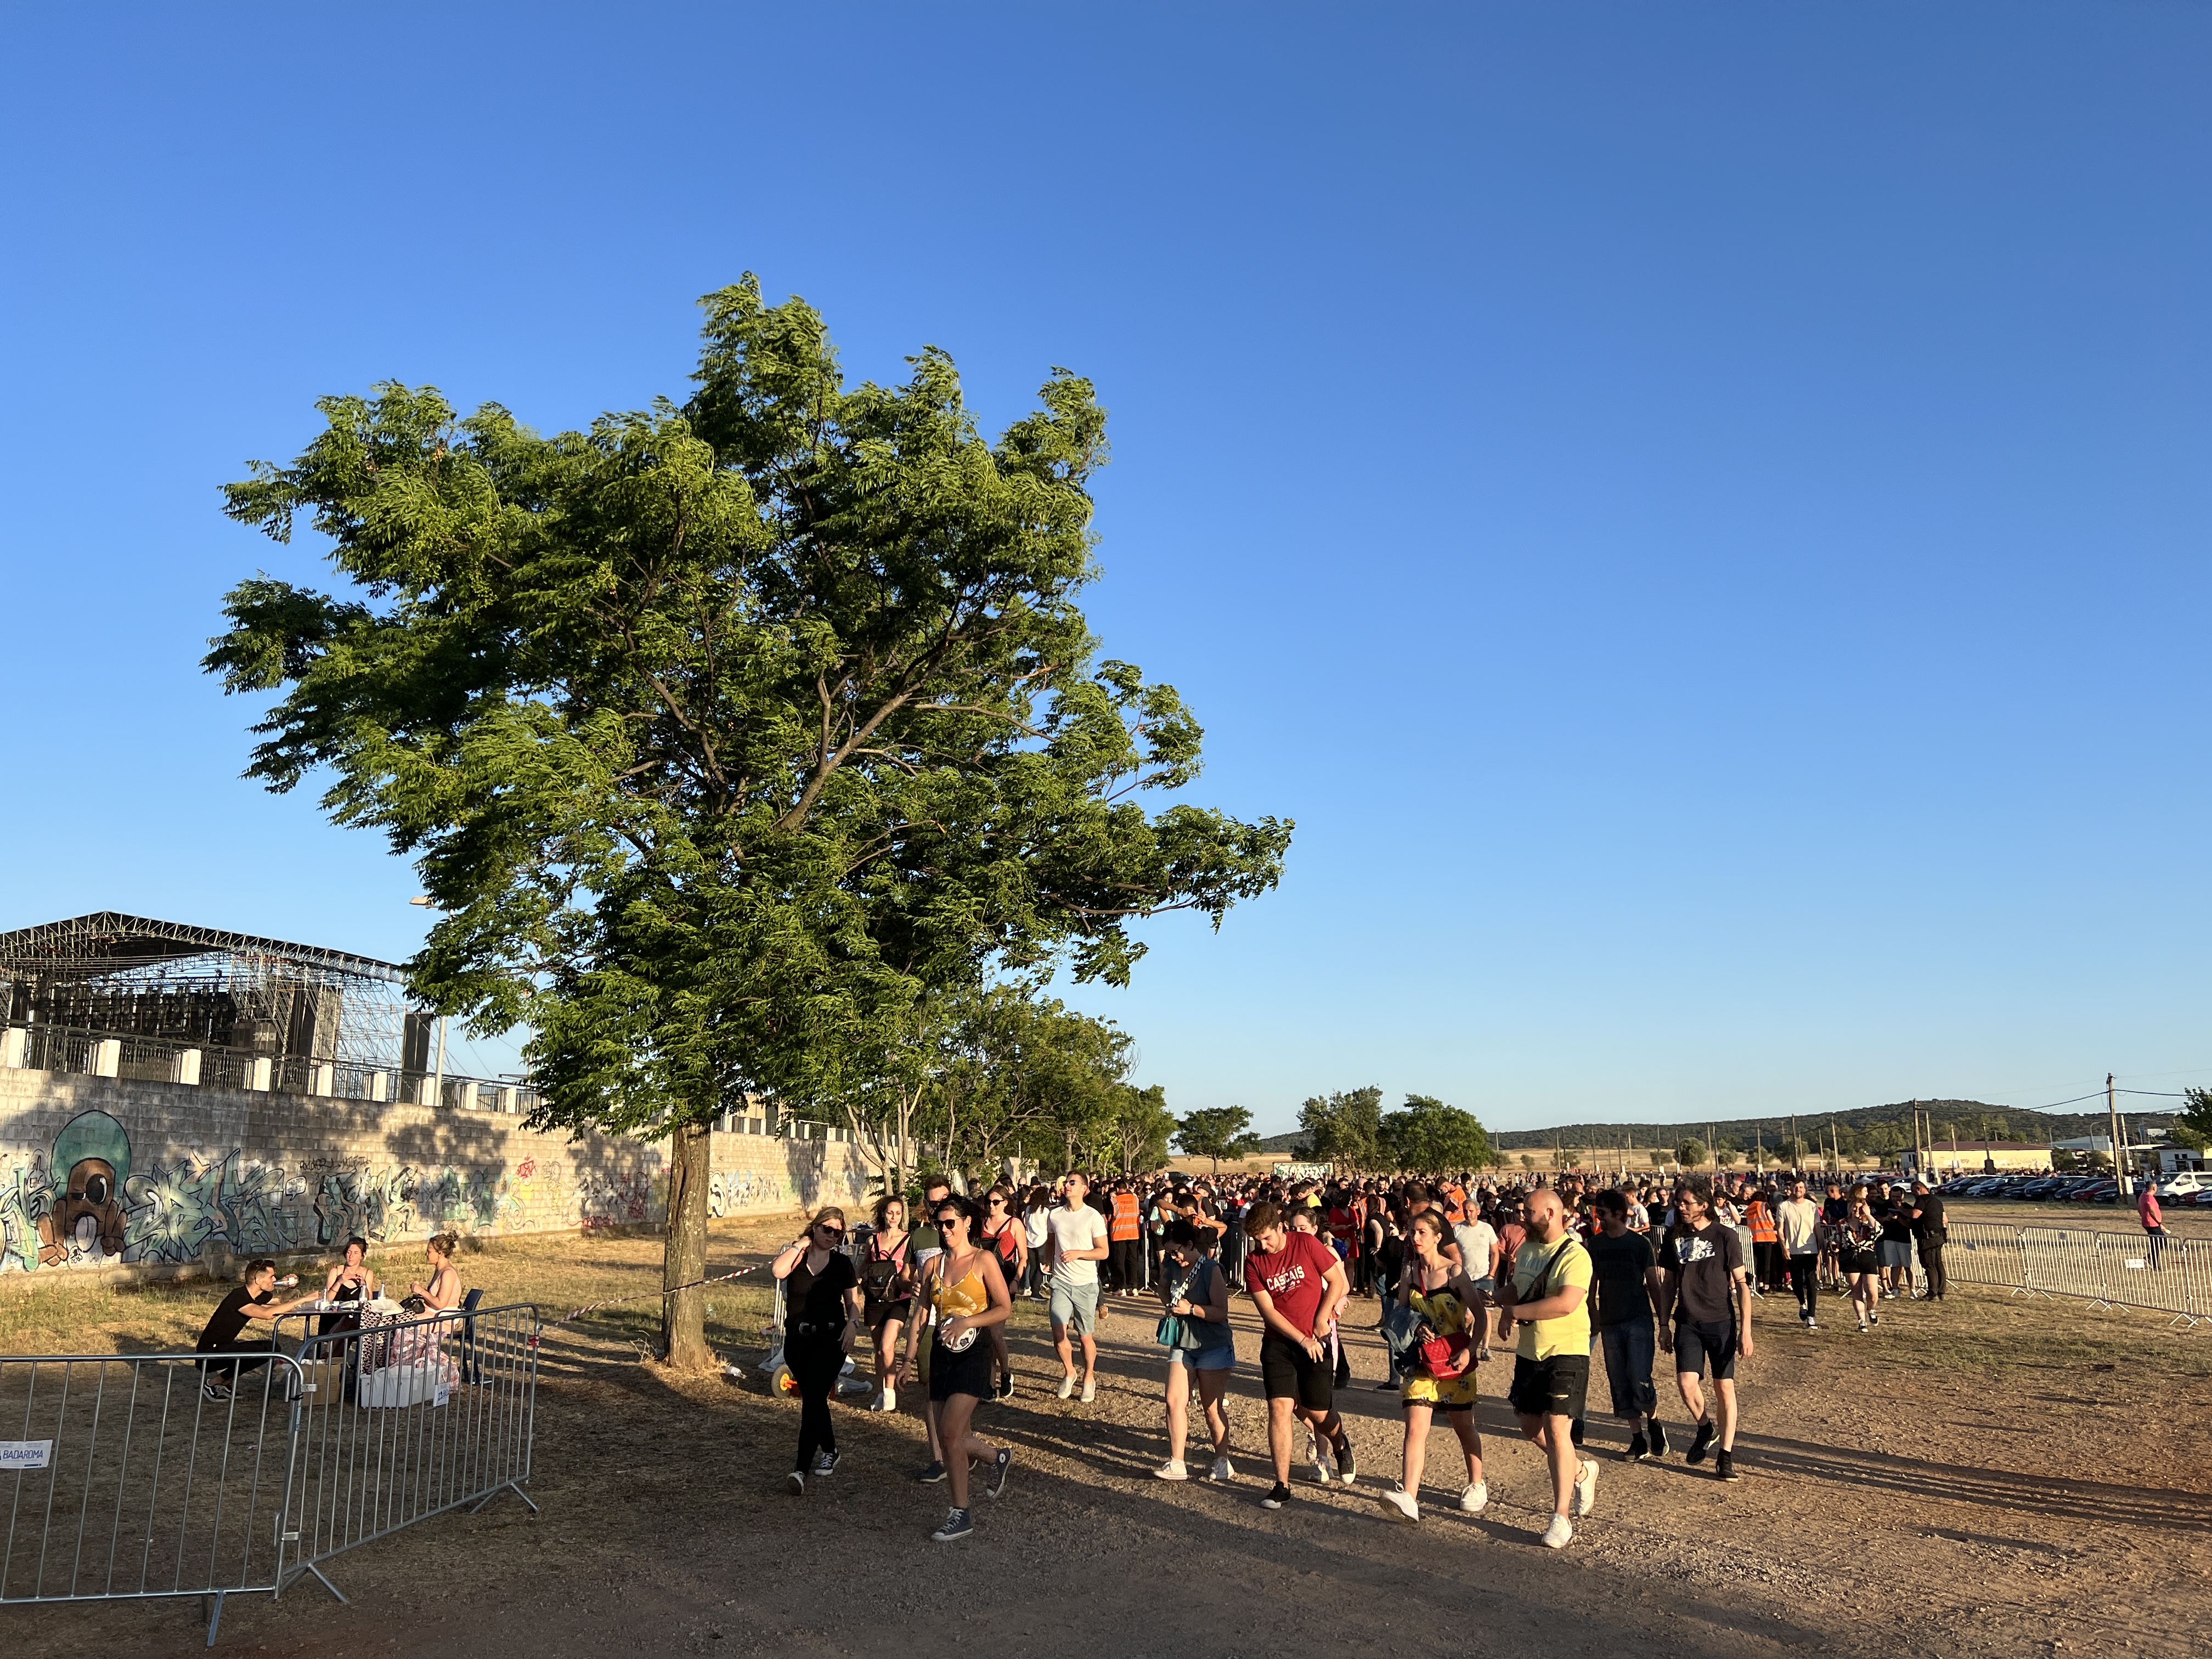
[1175,1106,1261,1173]
[1380,1094,1493,1173]
[206,278,1291,1368]
[1296,1085,1383,1170]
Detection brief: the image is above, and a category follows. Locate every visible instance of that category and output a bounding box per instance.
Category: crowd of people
[775,1160,1956,1545]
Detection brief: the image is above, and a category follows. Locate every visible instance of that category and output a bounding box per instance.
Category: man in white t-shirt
[1045,1172,1110,1402]
[1452,1208,1503,1361]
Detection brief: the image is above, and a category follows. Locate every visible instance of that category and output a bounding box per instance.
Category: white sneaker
[1572,1458,1597,1518]
[1209,1455,1234,1483]
[1154,1459,1188,1481]
[1541,1513,1573,1549]
[1057,1374,1077,1401]
[1459,1480,1489,1514]
[1380,1485,1419,1523]
[1081,1378,1096,1404]
[1311,1452,1334,1485]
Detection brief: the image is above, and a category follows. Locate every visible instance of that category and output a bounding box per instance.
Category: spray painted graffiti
[579,1169,656,1228]
[0,1155,56,1274]
[124,1153,230,1263]
[312,1166,420,1248]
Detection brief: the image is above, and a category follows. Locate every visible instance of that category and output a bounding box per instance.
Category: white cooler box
[357,1362,452,1409]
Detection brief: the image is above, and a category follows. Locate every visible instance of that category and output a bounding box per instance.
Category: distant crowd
[770,1162,1967,1543]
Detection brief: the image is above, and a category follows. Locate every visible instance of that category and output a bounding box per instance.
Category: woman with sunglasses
[979,1187,1027,1398]
[773,1206,863,1494]
[898,1193,1014,1541]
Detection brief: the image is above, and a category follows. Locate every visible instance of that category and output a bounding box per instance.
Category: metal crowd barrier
[1939,1223,2208,1327]
[1,1303,540,1645]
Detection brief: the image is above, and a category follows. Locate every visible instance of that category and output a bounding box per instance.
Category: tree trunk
[661,1119,715,1372]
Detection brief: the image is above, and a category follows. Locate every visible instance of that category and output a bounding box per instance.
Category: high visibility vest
[1109,1192,1141,1242]
[1748,1201,1780,1244]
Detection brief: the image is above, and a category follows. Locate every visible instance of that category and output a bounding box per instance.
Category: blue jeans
[1598,1318,1658,1420]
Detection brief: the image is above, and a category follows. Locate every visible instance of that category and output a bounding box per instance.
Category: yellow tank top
[933,1258,989,1321]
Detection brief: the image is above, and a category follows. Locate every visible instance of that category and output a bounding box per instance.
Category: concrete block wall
[0,1068,872,1284]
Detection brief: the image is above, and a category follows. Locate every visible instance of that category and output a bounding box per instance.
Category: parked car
[2153,1171,2210,1197]
[2068,1179,2120,1203]
[2185,1186,2212,1207]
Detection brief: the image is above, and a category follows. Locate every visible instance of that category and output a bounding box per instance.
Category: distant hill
[1490,1099,2166,1152]
[1253,1131,1307,1154]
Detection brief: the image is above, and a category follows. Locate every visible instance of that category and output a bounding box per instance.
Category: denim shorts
[1170,1327,1236,1372]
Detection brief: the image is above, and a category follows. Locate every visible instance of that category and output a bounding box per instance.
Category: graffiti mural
[0,1154,55,1274]
[312,1166,419,1248]
[0,1092,878,1274]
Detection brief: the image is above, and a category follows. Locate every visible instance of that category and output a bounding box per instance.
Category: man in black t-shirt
[196,1259,316,1401]
[1586,1190,1669,1462]
[1909,1180,1949,1301]
[1657,1180,1754,1483]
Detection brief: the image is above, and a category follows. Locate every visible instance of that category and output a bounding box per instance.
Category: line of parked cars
[1932,1170,2212,1206]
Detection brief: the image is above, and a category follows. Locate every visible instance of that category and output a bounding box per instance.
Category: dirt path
[12,1255,2209,1658]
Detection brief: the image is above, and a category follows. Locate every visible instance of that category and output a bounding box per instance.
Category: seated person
[405,1232,464,1313]
[196,1259,317,1401]
[320,1235,379,1335]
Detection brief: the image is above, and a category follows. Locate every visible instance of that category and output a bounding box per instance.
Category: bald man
[1496,1188,1599,1548]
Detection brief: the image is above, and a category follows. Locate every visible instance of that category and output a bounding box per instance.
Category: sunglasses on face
[815,1225,845,1239]
[988,1198,1006,1206]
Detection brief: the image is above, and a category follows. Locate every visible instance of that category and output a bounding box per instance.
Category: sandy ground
[7,1221,2210,1659]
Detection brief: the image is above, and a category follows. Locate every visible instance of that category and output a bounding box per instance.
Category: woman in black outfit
[772,1206,862,1494]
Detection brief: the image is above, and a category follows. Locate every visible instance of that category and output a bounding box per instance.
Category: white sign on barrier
[1,1440,53,1471]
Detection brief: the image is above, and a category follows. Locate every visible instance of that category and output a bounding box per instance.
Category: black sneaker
[1716,1449,1740,1482]
[1261,1481,1292,1510]
[1647,1420,1670,1458]
[1570,1418,1585,1448]
[1329,1427,1357,1482]
[1626,1430,1650,1462]
[1686,1420,1716,1466]
[986,1447,1013,1499]
[995,1375,1013,1401]
[917,1459,947,1483]
[200,1379,231,1403]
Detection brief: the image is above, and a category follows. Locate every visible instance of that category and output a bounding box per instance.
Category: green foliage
[1675,1137,1707,1169]
[2178,1088,2212,1152]
[1296,1085,1383,1170]
[1714,1148,1740,1169]
[1381,1095,1493,1173]
[1175,1106,1261,1172]
[1105,1084,1177,1175]
[1519,1154,1536,1171]
[1647,1149,1669,1169]
[205,279,1290,1359]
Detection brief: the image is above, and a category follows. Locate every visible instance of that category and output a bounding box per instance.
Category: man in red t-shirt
[1244,1200,1353,1511]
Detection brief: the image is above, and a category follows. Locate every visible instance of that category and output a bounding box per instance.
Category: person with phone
[1379,1210,1488,1523]
[898,1194,1013,1541]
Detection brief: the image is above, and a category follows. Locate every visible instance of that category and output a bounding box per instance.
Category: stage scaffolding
[0,912,534,1109]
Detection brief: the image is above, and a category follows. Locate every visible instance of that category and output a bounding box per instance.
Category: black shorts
[928,1334,994,1403]
[1259,1334,1334,1410]
[1508,1352,1589,1421]
[1672,1319,1737,1380]
[864,1297,912,1332]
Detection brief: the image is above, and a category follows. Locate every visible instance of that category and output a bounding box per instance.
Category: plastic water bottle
[276,1274,300,1289]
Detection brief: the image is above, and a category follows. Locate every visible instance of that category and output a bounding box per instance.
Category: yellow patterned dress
[1401,1280,1481,1410]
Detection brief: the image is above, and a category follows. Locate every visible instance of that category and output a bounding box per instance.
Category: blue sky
[3,5,2207,1134]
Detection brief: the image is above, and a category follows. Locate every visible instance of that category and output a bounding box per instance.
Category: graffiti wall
[0,1070,871,1280]
[0,1071,670,1277]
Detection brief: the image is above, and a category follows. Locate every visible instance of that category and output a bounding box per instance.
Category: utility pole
[2106,1073,2127,1194]
[432,1014,447,1110]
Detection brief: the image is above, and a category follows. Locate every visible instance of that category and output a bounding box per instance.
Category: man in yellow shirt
[1497,1187,1599,1549]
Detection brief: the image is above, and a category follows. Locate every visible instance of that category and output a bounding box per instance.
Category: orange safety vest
[1748,1200,1780,1244]
[1109,1192,1141,1242]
